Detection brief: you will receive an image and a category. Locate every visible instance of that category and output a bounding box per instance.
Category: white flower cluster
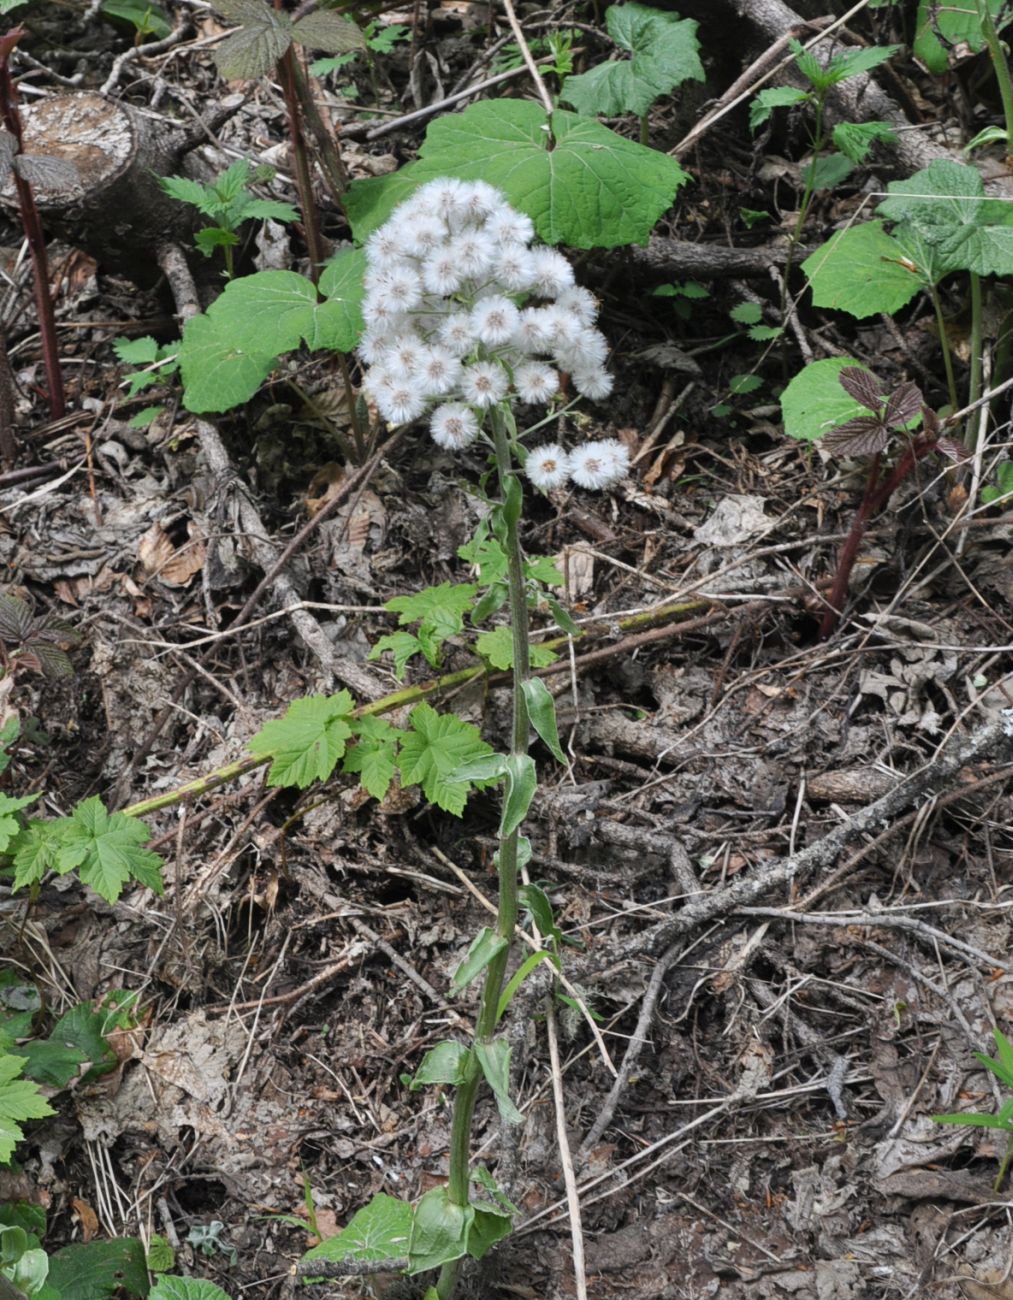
[359,178,626,491]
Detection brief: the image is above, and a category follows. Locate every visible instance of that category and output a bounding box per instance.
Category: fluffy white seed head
[471,296,521,347]
[526,443,570,490]
[571,366,615,400]
[461,360,509,408]
[514,362,559,405]
[438,312,477,356]
[570,438,629,489]
[431,402,480,449]
[416,345,462,396]
[529,248,575,298]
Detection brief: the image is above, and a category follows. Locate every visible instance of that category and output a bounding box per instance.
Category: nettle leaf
[346,100,688,249]
[803,152,853,191]
[248,692,355,788]
[0,1052,54,1165]
[398,703,495,816]
[559,3,703,118]
[51,798,163,904]
[291,10,365,54]
[214,0,294,79]
[239,197,299,224]
[780,357,873,442]
[342,715,398,801]
[113,335,159,365]
[878,160,1013,276]
[832,120,896,163]
[801,220,924,318]
[749,85,809,131]
[160,174,216,215]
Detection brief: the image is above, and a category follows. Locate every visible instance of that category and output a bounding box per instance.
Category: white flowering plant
[297,180,628,1297]
[358,176,629,494]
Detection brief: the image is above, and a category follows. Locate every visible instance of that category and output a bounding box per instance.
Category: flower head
[525,443,570,490]
[358,178,612,443]
[570,438,629,490]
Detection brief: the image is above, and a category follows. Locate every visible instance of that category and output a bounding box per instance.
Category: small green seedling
[492,29,578,80]
[982,460,1013,505]
[310,18,411,77]
[113,335,180,426]
[934,1027,1013,1191]
[160,159,297,279]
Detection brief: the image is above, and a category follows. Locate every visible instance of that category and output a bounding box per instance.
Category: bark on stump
[0,91,204,286]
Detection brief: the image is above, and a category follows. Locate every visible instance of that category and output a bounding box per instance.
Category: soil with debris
[2,2,1013,1299]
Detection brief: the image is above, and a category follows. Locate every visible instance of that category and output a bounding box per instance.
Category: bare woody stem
[435,406,530,1300]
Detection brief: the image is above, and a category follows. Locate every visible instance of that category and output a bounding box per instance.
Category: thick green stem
[436,408,530,1300]
[979,0,1013,158]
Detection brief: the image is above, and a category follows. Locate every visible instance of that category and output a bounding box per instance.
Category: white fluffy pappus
[525,443,571,490]
[569,438,629,490]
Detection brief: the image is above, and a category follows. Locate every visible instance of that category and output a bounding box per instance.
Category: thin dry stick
[576,938,682,1162]
[546,1001,588,1300]
[499,0,554,116]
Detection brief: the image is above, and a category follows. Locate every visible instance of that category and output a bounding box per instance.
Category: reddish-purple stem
[819,438,939,640]
[0,28,65,423]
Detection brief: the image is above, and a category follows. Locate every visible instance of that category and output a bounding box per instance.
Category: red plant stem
[0,28,65,422]
[819,438,939,641]
[277,41,325,283]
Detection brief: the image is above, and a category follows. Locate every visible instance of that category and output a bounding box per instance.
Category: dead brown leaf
[138,519,206,587]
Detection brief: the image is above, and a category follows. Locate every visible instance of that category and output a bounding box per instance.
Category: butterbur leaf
[559,3,703,118]
[248,692,354,789]
[802,221,924,318]
[821,416,890,458]
[301,1193,412,1266]
[749,86,808,131]
[47,1238,149,1300]
[837,367,884,413]
[407,1188,472,1274]
[780,357,874,442]
[150,1277,232,1300]
[884,380,924,428]
[179,311,276,413]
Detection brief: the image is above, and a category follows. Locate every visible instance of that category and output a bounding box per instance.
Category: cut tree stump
[0,91,210,286]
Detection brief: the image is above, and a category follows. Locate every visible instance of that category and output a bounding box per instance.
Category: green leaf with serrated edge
[160,174,217,215]
[302,1193,412,1266]
[147,1232,174,1273]
[729,374,763,395]
[407,1187,473,1274]
[10,821,61,892]
[832,120,896,163]
[496,949,558,1023]
[367,631,422,680]
[500,753,537,838]
[241,198,298,224]
[40,1002,117,1082]
[128,406,165,428]
[730,301,762,325]
[458,534,507,585]
[387,583,478,632]
[878,160,1013,276]
[914,0,1008,74]
[409,1041,471,1088]
[780,357,873,443]
[215,7,293,79]
[524,554,563,585]
[113,336,159,365]
[292,9,365,53]
[343,716,398,801]
[207,269,362,356]
[346,101,688,249]
[803,152,853,192]
[747,325,782,341]
[397,703,495,816]
[51,798,163,903]
[48,1239,149,1300]
[0,1054,55,1164]
[179,311,276,413]
[465,1204,513,1260]
[452,928,509,990]
[152,1271,221,1300]
[801,222,922,319]
[522,677,566,763]
[475,627,515,671]
[749,85,809,131]
[559,3,702,118]
[822,43,899,84]
[475,1039,523,1124]
[194,227,238,257]
[0,793,37,855]
[248,692,354,789]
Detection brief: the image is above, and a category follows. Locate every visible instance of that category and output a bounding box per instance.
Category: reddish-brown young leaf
[884,380,924,429]
[838,366,886,413]
[822,416,891,458]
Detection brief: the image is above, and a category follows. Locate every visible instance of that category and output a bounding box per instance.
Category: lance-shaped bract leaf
[345,100,688,249]
[407,1188,473,1274]
[559,3,703,118]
